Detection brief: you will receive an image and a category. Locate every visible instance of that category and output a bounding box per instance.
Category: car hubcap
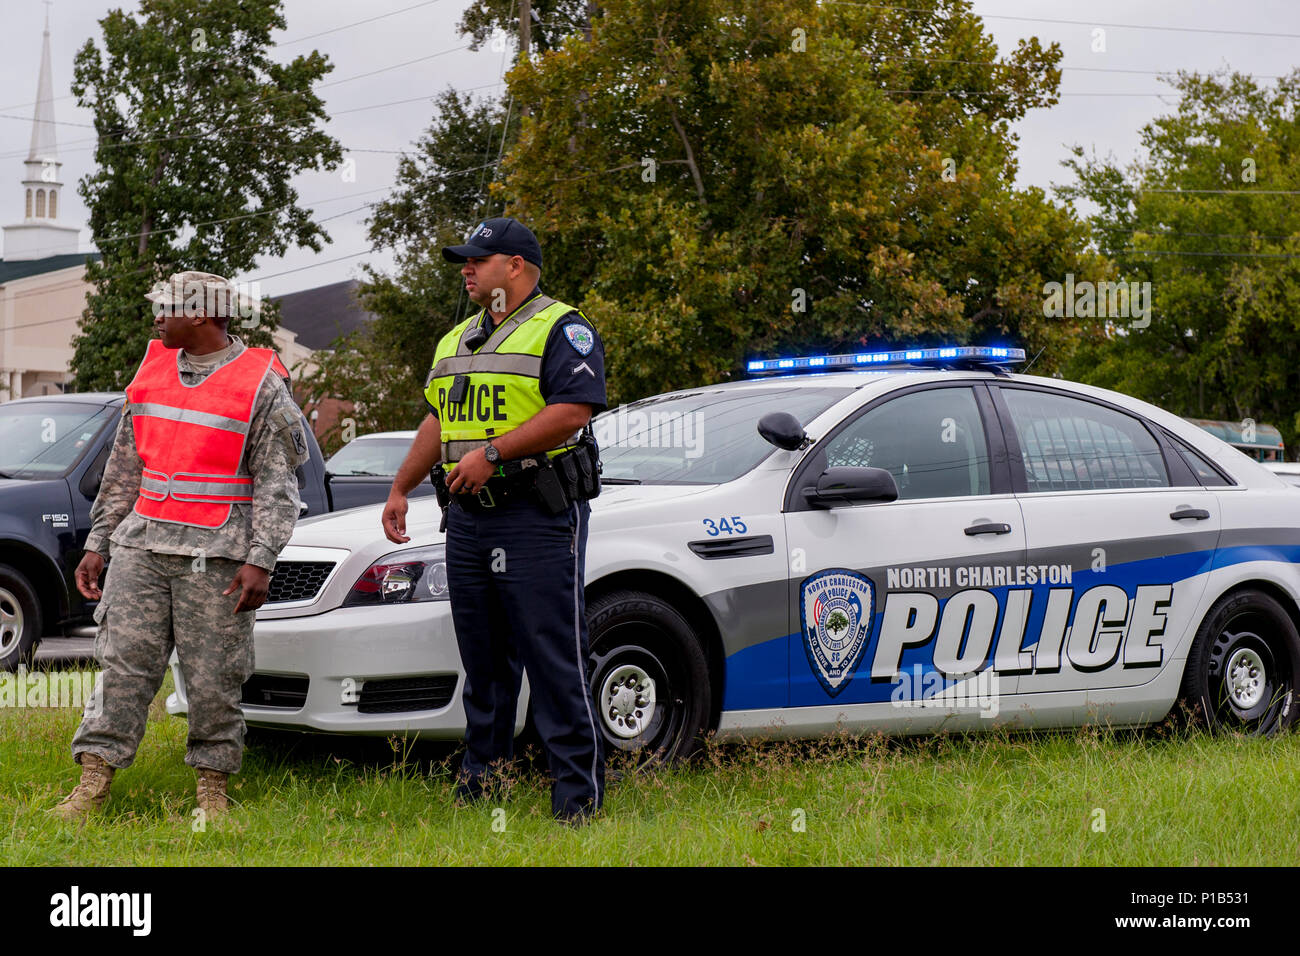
[0,587,22,656]
[1208,624,1286,730]
[589,628,683,759]
[601,663,657,739]
[1226,646,1266,710]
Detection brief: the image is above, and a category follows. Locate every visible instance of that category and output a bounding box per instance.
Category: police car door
[783,381,1027,730]
[990,384,1221,707]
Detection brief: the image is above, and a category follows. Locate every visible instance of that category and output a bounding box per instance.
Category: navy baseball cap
[442,217,543,269]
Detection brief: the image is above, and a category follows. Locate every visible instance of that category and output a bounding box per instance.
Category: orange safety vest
[124,338,289,529]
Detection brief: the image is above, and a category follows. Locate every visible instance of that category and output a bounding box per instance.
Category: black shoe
[553,798,601,826]
[555,808,599,827]
[453,773,509,806]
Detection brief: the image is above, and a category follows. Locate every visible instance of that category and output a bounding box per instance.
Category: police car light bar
[745,346,1026,376]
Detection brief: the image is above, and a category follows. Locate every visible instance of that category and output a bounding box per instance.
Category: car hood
[286,482,718,550]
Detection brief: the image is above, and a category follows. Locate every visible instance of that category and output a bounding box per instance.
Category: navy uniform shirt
[426,287,607,420]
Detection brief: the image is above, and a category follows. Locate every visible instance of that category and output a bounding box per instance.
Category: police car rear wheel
[1180,589,1300,737]
[587,590,710,766]
[0,565,41,672]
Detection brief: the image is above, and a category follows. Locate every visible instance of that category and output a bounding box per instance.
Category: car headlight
[342,545,450,606]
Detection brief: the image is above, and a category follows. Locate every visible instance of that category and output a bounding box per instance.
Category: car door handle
[964,521,1012,536]
[1170,508,1210,521]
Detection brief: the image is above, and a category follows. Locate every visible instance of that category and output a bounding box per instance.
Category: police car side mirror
[805,466,899,507]
[758,412,810,451]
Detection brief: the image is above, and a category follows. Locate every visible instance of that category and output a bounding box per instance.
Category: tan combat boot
[50,753,114,821]
[195,768,229,817]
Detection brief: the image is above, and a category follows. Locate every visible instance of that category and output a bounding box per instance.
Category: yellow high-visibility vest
[425,293,585,470]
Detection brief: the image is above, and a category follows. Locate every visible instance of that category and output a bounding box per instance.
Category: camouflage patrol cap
[145,271,240,319]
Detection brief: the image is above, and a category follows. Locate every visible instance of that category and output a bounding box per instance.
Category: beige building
[0,14,88,399]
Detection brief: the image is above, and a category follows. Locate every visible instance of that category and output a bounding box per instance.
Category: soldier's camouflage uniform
[72,334,309,774]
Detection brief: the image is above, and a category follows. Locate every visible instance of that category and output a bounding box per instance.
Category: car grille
[357,676,458,714]
[267,560,335,603]
[241,674,309,710]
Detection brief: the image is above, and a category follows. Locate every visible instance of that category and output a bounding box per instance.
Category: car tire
[586,589,711,766]
[1178,588,1300,736]
[0,563,42,672]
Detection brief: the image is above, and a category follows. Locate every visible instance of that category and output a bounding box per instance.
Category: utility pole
[519,0,531,116]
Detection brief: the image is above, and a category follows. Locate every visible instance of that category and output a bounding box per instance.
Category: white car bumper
[165,600,523,738]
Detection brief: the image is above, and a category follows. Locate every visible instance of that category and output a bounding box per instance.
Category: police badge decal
[800,569,874,696]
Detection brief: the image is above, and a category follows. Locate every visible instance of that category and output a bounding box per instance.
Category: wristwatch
[483,442,501,465]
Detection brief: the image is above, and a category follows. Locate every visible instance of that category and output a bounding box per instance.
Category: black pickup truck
[0,392,339,670]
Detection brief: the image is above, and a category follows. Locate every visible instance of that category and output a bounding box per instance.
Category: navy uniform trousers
[445,494,604,817]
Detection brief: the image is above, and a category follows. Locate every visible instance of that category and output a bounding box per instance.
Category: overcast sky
[0,0,1297,299]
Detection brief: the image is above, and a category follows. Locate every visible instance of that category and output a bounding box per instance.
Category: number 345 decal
[702,516,748,536]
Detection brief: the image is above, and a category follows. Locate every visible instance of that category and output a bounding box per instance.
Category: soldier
[52,271,309,822]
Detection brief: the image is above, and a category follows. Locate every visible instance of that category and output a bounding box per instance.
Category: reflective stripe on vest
[424,295,587,469]
[125,338,277,528]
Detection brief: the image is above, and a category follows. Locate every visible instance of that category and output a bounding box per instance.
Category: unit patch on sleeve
[563,323,595,356]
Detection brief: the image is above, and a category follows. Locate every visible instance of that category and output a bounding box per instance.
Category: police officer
[383,217,607,823]
[53,271,309,821]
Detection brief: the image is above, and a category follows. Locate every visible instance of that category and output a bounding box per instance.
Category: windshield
[326,437,413,476]
[0,403,116,479]
[594,386,852,484]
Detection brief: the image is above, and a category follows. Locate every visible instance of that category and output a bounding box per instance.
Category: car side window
[823,387,991,499]
[1165,433,1232,487]
[1001,388,1168,491]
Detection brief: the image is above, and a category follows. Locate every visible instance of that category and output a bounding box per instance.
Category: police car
[166,346,1300,759]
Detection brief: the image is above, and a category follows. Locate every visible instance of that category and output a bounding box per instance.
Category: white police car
[167,347,1300,759]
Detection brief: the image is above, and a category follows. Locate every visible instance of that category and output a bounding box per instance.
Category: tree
[1059,70,1300,450]
[501,0,1101,403]
[298,90,512,450]
[70,0,342,391]
[458,0,596,53]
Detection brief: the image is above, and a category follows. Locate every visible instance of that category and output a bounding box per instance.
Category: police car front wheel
[587,590,711,765]
[1179,588,1300,737]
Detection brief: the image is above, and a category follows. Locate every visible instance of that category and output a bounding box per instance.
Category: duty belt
[449,457,546,512]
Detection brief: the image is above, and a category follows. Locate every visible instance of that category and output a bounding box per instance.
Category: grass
[5,665,1300,865]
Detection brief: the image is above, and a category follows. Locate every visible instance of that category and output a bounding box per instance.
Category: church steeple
[4,5,80,261]
[29,5,59,168]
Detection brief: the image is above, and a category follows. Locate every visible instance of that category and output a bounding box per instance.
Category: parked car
[324,431,433,511]
[1263,461,1300,488]
[0,391,331,670]
[167,346,1300,762]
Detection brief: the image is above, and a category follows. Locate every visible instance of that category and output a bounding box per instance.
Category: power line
[6,184,399,261]
[1098,187,1300,195]
[879,89,1180,97]
[873,55,1291,81]
[0,80,506,161]
[1124,248,1300,259]
[4,158,503,280]
[1102,228,1300,242]
[279,0,449,46]
[0,40,478,160]
[0,0,454,115]
[825,2,1300,40]
[245,248,376,281]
